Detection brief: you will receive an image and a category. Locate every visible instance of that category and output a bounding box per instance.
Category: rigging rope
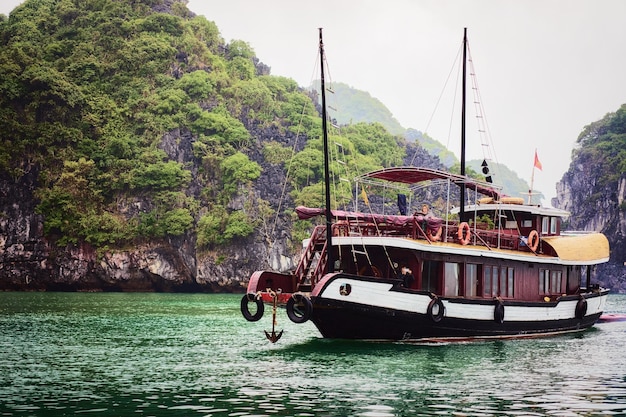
[409,34,503,206]
[270,38,407,278]
[267,47,321,265]
[410,42,463,166]
[321,65,398,276]
[466,43,500,180]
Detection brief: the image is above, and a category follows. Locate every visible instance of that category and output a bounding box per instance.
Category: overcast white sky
[3,0,626,204]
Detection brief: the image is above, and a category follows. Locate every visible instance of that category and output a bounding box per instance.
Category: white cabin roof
[456,203,570,218]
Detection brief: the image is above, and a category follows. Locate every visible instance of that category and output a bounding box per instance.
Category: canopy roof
[358,167,502,199]
[542,233,610,264]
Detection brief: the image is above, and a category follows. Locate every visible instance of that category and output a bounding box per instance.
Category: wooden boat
[241,29,610,342]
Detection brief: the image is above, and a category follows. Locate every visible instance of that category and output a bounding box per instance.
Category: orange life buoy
[427,225,442,242]
[457,222,471,245]
[528,230,539,252]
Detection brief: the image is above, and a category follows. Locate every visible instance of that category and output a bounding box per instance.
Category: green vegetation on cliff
[0,0,550,256]
[0,0,269,247]
[0,0,408,250]
[574,104,626,187]
[313,82,405,135]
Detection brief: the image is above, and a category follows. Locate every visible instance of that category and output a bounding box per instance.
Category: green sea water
[1,292,626,416]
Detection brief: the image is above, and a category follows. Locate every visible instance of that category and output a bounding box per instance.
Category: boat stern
[246,270,298,304]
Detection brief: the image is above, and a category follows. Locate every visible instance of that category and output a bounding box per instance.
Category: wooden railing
[335,217,527,251]
[292,217,532,292]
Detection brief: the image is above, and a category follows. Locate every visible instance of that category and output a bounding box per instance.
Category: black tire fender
[575,297,588,320]
[286,293,313,324]
[427,297,445,323]
[240,293,264,322]
[494,299,505,324]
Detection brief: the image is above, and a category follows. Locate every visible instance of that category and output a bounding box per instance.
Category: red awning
[359,166,501,199]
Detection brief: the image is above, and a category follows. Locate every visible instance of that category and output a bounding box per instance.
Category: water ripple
[1,293,626,416]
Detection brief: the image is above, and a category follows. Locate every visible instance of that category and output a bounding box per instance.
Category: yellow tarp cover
[542,233,609,263]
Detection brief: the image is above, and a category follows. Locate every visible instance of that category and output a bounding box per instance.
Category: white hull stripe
[318,277,607,322]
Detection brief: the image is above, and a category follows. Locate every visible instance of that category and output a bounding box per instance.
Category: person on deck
[416,203,433,233]
[419,203,433,217]
[399,266,414,288]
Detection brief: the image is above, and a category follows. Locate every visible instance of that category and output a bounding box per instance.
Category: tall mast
[319,28,334,273]
[460,27,467,220]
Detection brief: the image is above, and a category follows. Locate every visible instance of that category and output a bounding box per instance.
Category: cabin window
[540,269,547,293]
[500,267,514,298]
[551,270,562,293]
[484,265,514,298]
[465,263,479,297]
[484,265,490,297]
[499,267,507,297]
[568,266,581,292]
[421,260,440,294]
[542,217,558,235]
[444,262,460,296]
[540,269,563,294]
[483,265,496,297]
[507,268,515,297]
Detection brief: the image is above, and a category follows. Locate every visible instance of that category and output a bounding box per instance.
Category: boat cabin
[291,167,608,304]
[333,242,589,302]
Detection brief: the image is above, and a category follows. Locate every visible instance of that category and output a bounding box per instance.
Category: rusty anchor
[264,289,283,343]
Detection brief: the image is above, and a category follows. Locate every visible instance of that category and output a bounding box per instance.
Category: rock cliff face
[0,164,204,291]
[0,0,469,292]
[553,154,626,292]
[0,119,444,292]
[0,120,302,291]
[3,114,622,292]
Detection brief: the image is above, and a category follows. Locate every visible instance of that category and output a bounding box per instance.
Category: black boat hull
[309,273,607,341]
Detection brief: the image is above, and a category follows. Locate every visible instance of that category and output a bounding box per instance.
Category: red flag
[534,150,542,171]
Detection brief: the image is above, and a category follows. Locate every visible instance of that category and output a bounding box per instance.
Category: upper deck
[296,206,609,265]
